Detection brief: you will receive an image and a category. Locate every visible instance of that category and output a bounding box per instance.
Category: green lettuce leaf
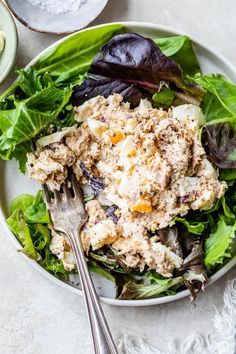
[171,216,206,235]
[16,68,54,97]
[24,191,50,224]
[0,84,72,162]
[221,196,235,223]
[88,260,115,282]
[220,169,236,181]
[7,209,39,260]
[118,276,183,300]
[7,191,50,260]
[40,247,69,280]
[34,24,125,84]
[10,191,50,224]
[152,87,175,107]
[204,218,236,270]
[7,191,69,279]
[10,141,32,173]
[154,35,200,75]
[31,224,51,251]
[10,194,34,214]
[195,73,236,169]
[193,74,236,122]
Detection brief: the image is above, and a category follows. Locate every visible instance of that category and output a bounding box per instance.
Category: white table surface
[0,1,236,353]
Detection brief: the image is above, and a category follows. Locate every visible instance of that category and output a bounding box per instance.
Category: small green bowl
[0,1,18,84]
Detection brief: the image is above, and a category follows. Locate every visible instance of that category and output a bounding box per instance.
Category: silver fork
[42,174,118,354]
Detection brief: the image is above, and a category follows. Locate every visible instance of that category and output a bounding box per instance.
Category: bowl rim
[0,1,18,83]
[1,21,236,306]
[5,0,109,35]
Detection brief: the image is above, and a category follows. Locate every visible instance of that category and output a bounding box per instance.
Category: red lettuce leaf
[205,121,236,169]
[72,33,202,108]
[158,226,183,257]
[71,74,150,108]
[90,32,184,90]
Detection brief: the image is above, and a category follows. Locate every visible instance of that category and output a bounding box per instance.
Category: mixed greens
[1,24,236,300]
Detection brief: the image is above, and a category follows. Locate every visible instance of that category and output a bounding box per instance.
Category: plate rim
[1,21,236,306]
[0,1,18,83]
[5,0,109,35]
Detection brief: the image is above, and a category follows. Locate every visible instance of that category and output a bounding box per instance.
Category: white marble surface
[0,1,236,353]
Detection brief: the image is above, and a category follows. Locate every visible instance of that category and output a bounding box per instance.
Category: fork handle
[68,230,118,354]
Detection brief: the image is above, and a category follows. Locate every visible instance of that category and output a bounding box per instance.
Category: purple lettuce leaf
[180,234,208,300]
[158,226,183,257]
[90,32,184,90]
[205,121,236,169]
[72,33,202,108]
[157,225,207,300]
[71,74,150,108]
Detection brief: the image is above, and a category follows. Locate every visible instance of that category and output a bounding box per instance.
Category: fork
[42,174,118,354]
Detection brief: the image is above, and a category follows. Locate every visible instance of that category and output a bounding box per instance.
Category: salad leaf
[15,68,55,98]
[17,67,45,96]
[71,74,149,108]
[40,247,69,280]
[88,260,115,282]
[181,235,207,299]
[72,33,203,108]
[172,216,206,235]
[204,120,236,168]
[204,218,236,270]
[10,194,34,214]
[152,88,175,107]
[219,169,236,181]
[158,226,183,257]
[7,209,39,260]
[89,249,130,274]
[154,35,200,75]
[23,191,50,224]
[8,191,69,279]
[34,24,125,84]
[90,33,202,98]
[118,276,183,300]
[221,196,235,222]
[193,74,236,122]
[181,238,205,271]
[10,191,50,224]
[31,224,51,251]
[89,32,181,88]
[0,79,72,164]
[10,141,32,173]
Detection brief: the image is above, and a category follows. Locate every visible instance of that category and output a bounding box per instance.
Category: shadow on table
[90,0,129,26]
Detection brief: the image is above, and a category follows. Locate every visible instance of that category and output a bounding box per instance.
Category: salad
[1,24,236,301]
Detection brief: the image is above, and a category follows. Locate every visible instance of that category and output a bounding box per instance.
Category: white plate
[1,22,236,307]
[5,0,108,34]
[0,1,18,83]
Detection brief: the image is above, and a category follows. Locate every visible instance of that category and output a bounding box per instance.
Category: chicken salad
[1,24,236,300]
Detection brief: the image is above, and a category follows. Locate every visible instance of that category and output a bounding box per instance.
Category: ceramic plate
[1,22,236,306]
[0,1,18,83]
[6,0,108,34]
